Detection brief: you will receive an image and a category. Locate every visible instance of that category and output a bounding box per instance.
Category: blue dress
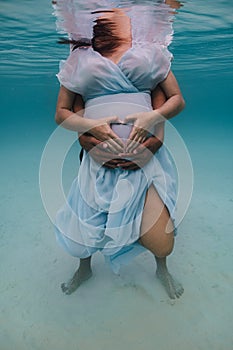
[55,43,177,274]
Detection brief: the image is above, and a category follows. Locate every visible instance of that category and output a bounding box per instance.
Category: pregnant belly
[110,122,132,141]
[84,92,153,140]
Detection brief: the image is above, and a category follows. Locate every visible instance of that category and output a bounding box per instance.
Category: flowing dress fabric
[55,46,177,274]
[53,1,174,48]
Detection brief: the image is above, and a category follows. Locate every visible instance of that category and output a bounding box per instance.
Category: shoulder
[61,46,91,64]
[132,43,172,60]
[150,44,173,61]
[59,47,91,74]
[66,46,90,62]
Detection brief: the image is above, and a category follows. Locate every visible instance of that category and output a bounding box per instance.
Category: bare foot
[155,256,184,299]
[61,257,92,295]
[156,269,184,299]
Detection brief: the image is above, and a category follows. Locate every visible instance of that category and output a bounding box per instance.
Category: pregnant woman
[54,7,185,299]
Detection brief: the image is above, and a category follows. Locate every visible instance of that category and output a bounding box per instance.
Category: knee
[151,237,174,258]
[153,244,174,258]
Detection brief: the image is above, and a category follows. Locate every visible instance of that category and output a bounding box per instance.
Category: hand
[79,134,163,170]
[116,135,163,170]
[124,110,161,153]
[79,133,125,167]
[87,116,125,154]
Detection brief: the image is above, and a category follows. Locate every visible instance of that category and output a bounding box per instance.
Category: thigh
[139,185,174,255]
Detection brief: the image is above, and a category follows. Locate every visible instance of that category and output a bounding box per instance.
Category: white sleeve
[150,44,173,89]
[56,50,82,94]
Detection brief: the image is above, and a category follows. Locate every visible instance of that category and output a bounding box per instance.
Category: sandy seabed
[0,129,232,350]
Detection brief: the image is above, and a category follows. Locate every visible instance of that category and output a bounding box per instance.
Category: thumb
[105,116,120,124]
[124,114,136,123]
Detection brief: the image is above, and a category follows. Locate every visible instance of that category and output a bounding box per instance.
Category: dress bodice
[57,43,172,102]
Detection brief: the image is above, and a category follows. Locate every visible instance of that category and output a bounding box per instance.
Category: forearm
[150,85,165,146]
[55,86,93,133]
[152,123,164,146]
[55,108,94,133]
[143,93,184,130]
[153,72,185,123]
[155,94,185,121]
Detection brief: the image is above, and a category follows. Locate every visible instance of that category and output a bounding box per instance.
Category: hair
[57,37,92,51]
[91,18,122,54]
[58,17,123,54]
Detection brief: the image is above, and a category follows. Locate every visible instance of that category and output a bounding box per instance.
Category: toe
[65,288,73,295]
[176,286,184,298]
[61,283,67,291]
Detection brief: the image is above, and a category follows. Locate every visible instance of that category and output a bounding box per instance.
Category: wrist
[81,118,97,134]
[150,110,164,125]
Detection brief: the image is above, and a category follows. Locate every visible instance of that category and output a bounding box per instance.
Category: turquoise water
[1,1,233,349]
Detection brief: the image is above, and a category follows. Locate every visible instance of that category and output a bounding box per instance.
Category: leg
[61,256,93,295]
[139,185,184,299]
[154,256,184,299]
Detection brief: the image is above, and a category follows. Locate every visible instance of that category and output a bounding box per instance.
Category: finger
[122,166,140,170]
[124,115,136,123]
[122,159,144,169]
[118,152,135,158]
[127,126,138,141]
[134,135,154,152]
[110,136,125,150]
[102,142,109,151]
[135,136,146,147]
[126,131,148,153]
[100,138,119,153]
[93,143,123,158]
[125,140,136,153]
[79,134,102,144]
[105,116,120,124]
[140,137,151,147]
[126,126,144,146]
[121,163,140,170]
[125,127,138,150]
[89,146,118,161]
[103,158,125,169]
[126,138,141,153]
[103,162,119,169]
[90,152,115,162]
[103,140,119,153]
[91,118,124,149]
[78,136,99,150]
[107,129,125,149]
[100,126,125,150]
[130,143,146,155]
[117,161,133,167]
[91,154,121,165]
[104,138,125,153]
